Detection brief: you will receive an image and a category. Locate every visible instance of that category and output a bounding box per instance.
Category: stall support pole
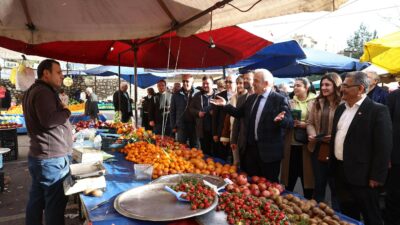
[129,76,132,99]
[94,75,97,94]
[118,54,122,114]
[133,46,139,127]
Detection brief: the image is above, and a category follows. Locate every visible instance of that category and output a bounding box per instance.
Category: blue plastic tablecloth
[79,152,168,225]
[79,152,363,225]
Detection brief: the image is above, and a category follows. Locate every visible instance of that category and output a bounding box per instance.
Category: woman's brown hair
[315,72,342,111]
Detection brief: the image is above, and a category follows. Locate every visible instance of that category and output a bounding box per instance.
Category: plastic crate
[0,128,18,161]
[101,136,119,151]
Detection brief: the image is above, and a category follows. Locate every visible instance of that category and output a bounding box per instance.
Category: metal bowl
[114,182,218,221]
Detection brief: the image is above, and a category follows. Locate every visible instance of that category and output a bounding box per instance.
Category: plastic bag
[134,164,153,180]
[16,65,35,91]
[93,135,102,150]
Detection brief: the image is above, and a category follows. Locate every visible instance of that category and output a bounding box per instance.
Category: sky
[240,0,400,53]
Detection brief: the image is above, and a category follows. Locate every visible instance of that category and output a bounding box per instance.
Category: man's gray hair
[120,81,128,88]
[182,74,193,79]
[366,71,380,82]
[254,69,274,86]
[346,71,370,93]
[86,87,93,94]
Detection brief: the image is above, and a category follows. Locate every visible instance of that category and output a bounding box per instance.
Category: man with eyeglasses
[331,71,392,225]
[212,75,236,162]
[170,74,199,148]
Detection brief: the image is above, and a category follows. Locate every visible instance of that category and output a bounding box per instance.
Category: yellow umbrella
[360,31,400,75]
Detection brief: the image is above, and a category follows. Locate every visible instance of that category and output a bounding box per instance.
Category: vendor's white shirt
[334,95,366,161]
[80,92,86,102]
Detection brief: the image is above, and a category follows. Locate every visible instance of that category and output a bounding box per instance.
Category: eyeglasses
[182,80,190,83]
[340,84,360,89]
[225,80,233,84]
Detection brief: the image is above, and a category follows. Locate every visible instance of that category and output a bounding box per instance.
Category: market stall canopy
[362,64,389,76]
[0,26,271,69]
[148,40,306,73]
[0,0,347,44]
[240,43,369,77]
[360,31,400,75]
[83,66,168,89]
[236,40,306,72]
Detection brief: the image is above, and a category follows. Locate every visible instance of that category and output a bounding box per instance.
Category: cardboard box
[63,162,107,195]
[72,147,103,163]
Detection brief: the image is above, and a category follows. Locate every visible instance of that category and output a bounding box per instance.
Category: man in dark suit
[141,88,155,130]
[331,71,392,225]
[212,75,235,161]
[385,83,400,225]
[366,71,388,104]
[211,69,293,182]
[231,72,254,168]
[113,82,133,123]
[149,80,172,136]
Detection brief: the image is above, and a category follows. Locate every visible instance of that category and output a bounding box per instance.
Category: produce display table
[79,151,364,225]
[98,102,115,111]
[69,113,107,124]
[0,114,26,133]
[0,113,108,133]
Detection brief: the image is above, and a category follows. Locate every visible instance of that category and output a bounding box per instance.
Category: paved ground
[0,135,83,225]
[0,110,137,225]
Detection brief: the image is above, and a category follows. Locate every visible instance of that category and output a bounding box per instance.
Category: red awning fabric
[0,26,271,69]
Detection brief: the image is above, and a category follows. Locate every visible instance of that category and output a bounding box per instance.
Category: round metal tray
[151,173,226,188]
[114,182,218,221]
[0,148,11,154]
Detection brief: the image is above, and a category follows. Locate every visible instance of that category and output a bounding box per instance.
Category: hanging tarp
[84,66,167,89]
[239,42,369,77]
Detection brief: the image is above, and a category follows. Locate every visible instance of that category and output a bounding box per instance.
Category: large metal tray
[114,182,218,221]
[151,173,226,189]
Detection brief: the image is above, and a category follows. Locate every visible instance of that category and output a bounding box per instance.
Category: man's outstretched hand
[274,111,286,122]
[210,96,226,106]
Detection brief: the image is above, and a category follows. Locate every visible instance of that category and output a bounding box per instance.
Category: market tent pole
[118,53,121,114]
[133,46,139,127]
[129,75,132,98]
[222,66,226,79]
[66,62,69,93]
[94,75,97,94]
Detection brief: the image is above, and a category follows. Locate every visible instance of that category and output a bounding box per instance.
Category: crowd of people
[22,59,399,225]
[142,69,399,225]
